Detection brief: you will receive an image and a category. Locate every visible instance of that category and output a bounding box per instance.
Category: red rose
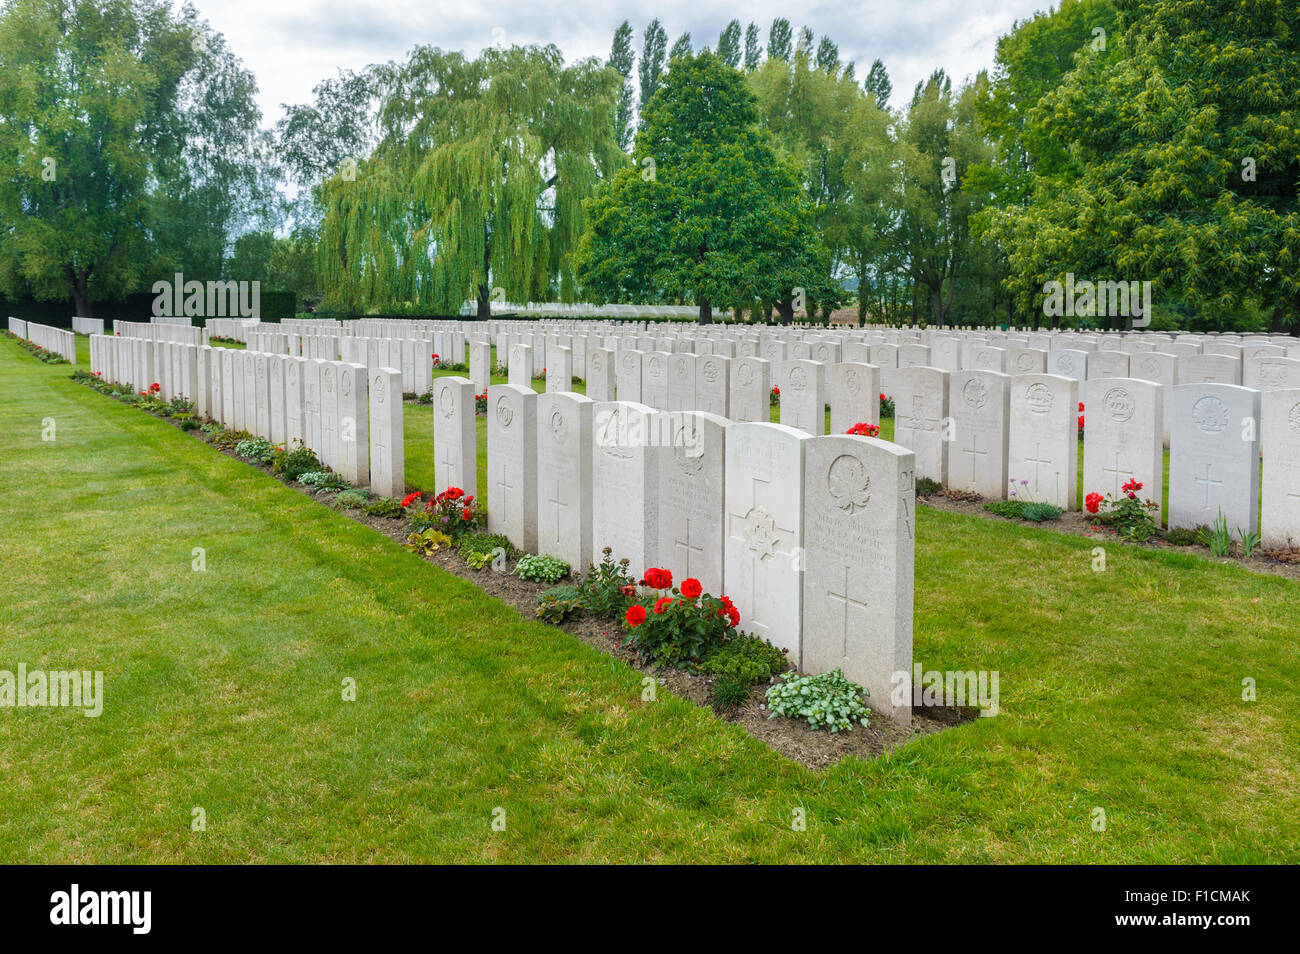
[1085,492,1103,515]
[461,508,472,520]
[653,596,673,614]
[401,492,422,507]
[680,578,703,599]
[727,606,740,628]
[625,605,646,626]
[642,567,672,590]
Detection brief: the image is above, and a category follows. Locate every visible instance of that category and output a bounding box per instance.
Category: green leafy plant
[1201,511,1233,558]
[299,471,348,490]
[1237,527,1261,560]
[211,428,254,451]
[765,669,870,733]
[577,548,636,619]
[984,500,1064,523]
[457,532,515,570]
[364,497,406,518]
[403,529,451,555]
[879,393,895,418]
[271,441,322,482]
[336,489,371,510]
[702,634,789,686]
[514,554,570,584]
[536,585,585,624]
[234,438,275,464]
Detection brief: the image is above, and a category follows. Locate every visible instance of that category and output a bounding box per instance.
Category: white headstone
[487,383,539,553]
[892,366,950,486]
[536,391,594,572]
[950,370,1011,499]
[1261,389,1300,549]
[1169,383,1260,534]
[802,434,915,724]
[592,402,660,574]
[829,362,880,435]
[433,376,477,494]
[1008,374,1079,509]
[1082,378,1164,521]
[368,368,404,497]
[657,410,730,595]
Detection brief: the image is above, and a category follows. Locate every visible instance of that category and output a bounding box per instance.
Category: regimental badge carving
[648,356,664,378]
[962,377,988,410]
[1015,352,1036,372]
[1025,382,1055,414]
[741,506,778,559]
[622,353,636,372]
[1261,362,1287,388]
[1191,395,1230,434]
[844,369,860,394]
[1056,353,1075,374]
[828,454,871,514]
[672,425,703,476]
[496,396,514,429]
[737,362,754,387]
[341,370,352,397]
[591,353,603,372]
[1288,402,1300,435]
[373,373,386,404]
[976,350,994,368]
[1137,357,1158,377]
[790,366,808,392]
[702,360,719,383]
[323,370,334,394]
[549,407,568,442]
[1102,386,1134,423]
[438,386,455,419]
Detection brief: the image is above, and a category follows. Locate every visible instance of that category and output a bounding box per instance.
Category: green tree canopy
[574,51,834,323]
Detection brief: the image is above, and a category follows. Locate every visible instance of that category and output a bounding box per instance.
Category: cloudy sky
[193,0,1053,124]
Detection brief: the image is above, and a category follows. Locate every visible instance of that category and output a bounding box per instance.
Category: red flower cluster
[1085,492,1104,514]
[846,422,881,437]
[625,605,647,626]
[880,393,888,402]
[653,596,673,614]
[1122,478,1143,500]
[716,595,741,628]
[400,492,423,508]
[771,386,781,395]
[1078,401,1085,433]
[680,578,702,599]
[148,382,161,394]
[642,567,673,590]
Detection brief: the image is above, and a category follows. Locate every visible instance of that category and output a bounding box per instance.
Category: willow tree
[317,44,620,317]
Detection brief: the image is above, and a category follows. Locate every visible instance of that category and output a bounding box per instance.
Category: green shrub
[984,500,1063,522]
[336,489,371,510]
[702,635,789,686]
[457,532,515,570]
[363,497,405,519]
[299,471,348,490]
[916,477,943,496]
[514,554,570,583]
[271,442,322,482]
[211,428,254,450]
[712,674,753,712]
[577,548,636,619]
[765,669,870,733]
[1164,525,1206,546]
[234,438,275,464]
[536,585,585,624]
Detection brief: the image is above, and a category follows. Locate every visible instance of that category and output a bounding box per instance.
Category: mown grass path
[1,336,1296,862]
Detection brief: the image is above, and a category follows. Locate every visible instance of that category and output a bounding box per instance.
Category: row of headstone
[71,316,105,336]
[13,320,77,363]
[112,319,202,347]
[478,385,916,724]
[88,335,405,498]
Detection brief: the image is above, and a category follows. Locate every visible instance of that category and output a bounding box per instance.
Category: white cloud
[187,0,1054,123]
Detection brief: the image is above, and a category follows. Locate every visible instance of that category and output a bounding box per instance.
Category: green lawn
[4,335,1297,863]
